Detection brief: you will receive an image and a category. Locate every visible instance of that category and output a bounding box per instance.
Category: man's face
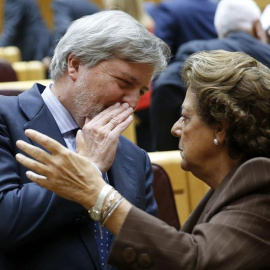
[68,58,154,128]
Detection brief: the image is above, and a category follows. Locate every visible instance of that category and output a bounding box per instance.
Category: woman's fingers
[23,129,65,155]
[16,129,72,179]
[16,139,51,163]
[15,152,48,176]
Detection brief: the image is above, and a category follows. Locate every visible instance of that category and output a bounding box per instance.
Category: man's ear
[252,19,269,44]
[214,121,227,145]
[67,53,80,81]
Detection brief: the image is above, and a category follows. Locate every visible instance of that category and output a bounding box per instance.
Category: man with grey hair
[150,0,270,151]
[0,10,170,270]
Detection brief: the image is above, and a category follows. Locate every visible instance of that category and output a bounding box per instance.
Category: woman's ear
[214,121,227,145]
[67,53,80,81]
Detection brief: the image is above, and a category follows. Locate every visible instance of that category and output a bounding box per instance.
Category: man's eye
[117,78,130,87]
[140,90,146,96]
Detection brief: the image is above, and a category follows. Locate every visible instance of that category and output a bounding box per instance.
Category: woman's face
[171,88,218,177]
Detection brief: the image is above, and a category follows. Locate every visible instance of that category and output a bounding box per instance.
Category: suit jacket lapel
[18,83,66,148]
[108,138,138,205]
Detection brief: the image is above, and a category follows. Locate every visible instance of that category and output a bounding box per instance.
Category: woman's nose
[171,118,182,137]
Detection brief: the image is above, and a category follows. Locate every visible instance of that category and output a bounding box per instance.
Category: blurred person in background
[44,0,101,69]
[51,0,101,52]
[104,0,154,32]
[148,0,218,62]
[0,0,52,61]
[150,0,270,151]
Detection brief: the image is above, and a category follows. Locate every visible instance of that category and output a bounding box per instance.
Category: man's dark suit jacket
[0,0,52,61]
[151,32,270,151]
[108,157,270,269]
[0,84,157,270]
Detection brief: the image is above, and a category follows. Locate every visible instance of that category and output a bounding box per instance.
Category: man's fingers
[76,130,87,156]
[105,107,133,131]
[111,115,133,135]
[89,103,132,126]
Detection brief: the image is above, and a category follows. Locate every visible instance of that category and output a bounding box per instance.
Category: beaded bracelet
[100,196,124,226]
[103,190,118,213]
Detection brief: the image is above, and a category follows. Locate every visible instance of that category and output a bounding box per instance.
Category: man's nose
[122,90,141,109]
[171,118,182,137]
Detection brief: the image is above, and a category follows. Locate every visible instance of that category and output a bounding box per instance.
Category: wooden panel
[186,173,209,211]
[0,79,51,90]
[0,46,21,63]
[12,61,46,81]
[148,151,190,224]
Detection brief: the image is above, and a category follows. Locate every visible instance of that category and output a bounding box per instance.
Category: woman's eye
[180,116,187,123]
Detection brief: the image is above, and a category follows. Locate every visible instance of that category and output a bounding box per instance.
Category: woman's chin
[180,156,192,172]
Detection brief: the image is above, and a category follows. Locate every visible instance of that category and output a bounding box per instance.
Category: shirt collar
[41,84,78,134]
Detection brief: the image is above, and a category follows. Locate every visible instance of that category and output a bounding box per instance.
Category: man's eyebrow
[118,71,137,82]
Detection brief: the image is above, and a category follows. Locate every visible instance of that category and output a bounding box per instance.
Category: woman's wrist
[85,184,132,235]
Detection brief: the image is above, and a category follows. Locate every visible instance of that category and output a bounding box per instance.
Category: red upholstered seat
[0,58,18,82]
[152,163,181,230]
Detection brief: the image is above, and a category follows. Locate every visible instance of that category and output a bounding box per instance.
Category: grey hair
[214,0,261,38]
[50,10,170,81]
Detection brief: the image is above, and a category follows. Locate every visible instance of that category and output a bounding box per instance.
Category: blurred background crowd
[0,0,269,152]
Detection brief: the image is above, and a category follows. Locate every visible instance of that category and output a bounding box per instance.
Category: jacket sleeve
[108,159,270,269]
